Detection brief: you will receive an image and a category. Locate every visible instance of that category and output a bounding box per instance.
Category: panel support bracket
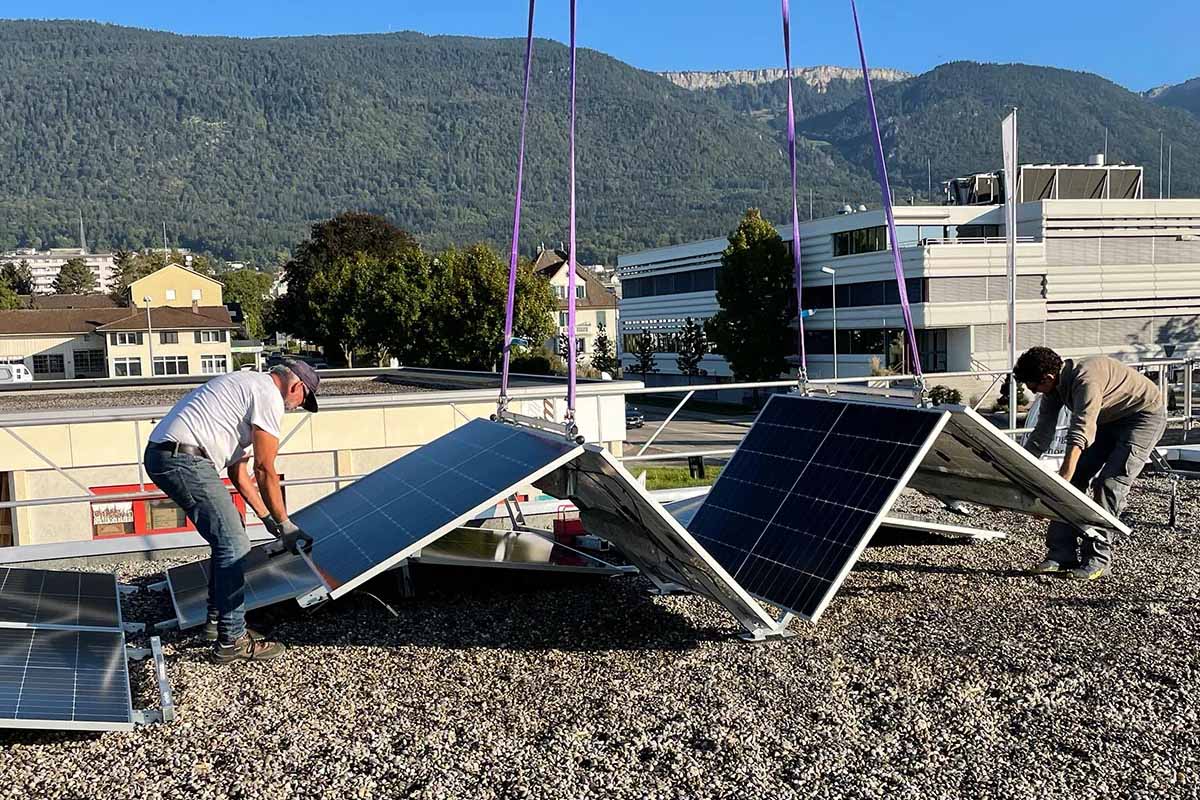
[494,408,584,444]
[128,636,175,726]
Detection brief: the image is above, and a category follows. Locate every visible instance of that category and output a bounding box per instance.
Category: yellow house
[130,263,224,309]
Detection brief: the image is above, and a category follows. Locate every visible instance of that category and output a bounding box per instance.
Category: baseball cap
[283,358,320,412]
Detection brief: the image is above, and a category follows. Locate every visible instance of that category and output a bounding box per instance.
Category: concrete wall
[0,385,631,546]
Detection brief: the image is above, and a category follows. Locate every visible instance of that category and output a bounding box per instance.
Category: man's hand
[261,515,284,539]
[277,518,314,554]
[1059,444,1083,483]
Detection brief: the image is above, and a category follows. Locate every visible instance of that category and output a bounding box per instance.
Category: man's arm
[250,425,289,523]
[227,460,271,521]
[1024,394,1062,458]
[1058,443,1083,482]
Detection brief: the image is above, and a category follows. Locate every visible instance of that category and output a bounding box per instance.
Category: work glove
[277,518,315,555]
[261,515,284,539]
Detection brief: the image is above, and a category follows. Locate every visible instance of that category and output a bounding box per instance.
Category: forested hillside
[0,20,874,264]
[1149,78,1200,118]
[797,63,1200,199]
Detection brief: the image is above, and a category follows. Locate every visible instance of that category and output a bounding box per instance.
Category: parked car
[0,363,33,384]
[625,404,645,428]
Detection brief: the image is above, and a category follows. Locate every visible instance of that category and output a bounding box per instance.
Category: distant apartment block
[617,160,1200,387]
[2,248,117,294]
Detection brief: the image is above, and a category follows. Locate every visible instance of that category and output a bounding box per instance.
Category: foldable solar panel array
[0,568,153,732]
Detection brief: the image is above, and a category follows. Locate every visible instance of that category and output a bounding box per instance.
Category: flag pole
[1002,108,1019,432]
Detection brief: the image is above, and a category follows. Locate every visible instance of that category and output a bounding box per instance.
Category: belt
[148,440,209,459]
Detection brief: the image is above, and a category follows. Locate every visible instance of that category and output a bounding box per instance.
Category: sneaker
[1030,559,1068,574]
[203,618,218,642]
[211,632,285,663]
[1066,564,1109,581]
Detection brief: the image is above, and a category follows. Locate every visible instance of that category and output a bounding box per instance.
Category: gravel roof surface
[2,477,1198,799]
[0,378,437,413]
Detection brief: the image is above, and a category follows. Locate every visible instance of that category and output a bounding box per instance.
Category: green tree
[704,209,792,390]
[590,321,618,374]
[53,258,96,294]
[0,283,18,309]
[276,212,422,359]
[675,317,708,383]
[1,260,32,295]
[221,269,275,339]
[416,244,555,371]
[632,328,659,382]
[997,379,1028,413]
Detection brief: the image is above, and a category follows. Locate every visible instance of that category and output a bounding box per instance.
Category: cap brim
[302,389,319,413]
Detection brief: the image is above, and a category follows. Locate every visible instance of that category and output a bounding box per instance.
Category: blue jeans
[144,446,249,643]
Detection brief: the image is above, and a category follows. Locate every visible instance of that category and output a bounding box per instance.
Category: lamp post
[143,296,154,377]
[821,266,838,379]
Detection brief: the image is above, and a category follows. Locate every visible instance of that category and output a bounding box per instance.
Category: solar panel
[165,547,322,631]
[299,419,584,598]
[909,407,1130,535]
[686,394,948,621]
[163,420,584,626]
[0,627,133,731]
[0,568,122,631]
[534,446,784,638]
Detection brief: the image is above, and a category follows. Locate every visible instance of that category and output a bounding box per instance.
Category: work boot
[1066,563,1109,581]
[211,631,285,663]
[1030,559,1069,575]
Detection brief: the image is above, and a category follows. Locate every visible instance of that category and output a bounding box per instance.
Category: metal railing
[0,360,1195,518]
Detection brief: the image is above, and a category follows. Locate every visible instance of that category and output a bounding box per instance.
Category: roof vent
[1087,153,1105,166]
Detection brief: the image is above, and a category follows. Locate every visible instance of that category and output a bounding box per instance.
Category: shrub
[929,385,963,405]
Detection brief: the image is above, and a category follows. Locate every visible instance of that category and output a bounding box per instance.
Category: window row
[832,224,1004,257]
[622,268,719,299]
[802,278,925,310]
[110,355,229,377]
[554,285,588,300]
[110,330,228,346]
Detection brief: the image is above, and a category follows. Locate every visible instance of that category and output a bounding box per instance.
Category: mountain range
[0,20,1195,266]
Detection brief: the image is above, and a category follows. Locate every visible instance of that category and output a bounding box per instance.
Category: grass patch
[640,464,724,490]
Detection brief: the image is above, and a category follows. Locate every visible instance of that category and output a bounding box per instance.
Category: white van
[0,363,33,384]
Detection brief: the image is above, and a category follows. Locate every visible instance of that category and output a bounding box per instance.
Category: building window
[195,330,225,344]
[160,331,179,344]
[832,226,888,257]
[201,355,228,375]
[622,268,719,299]
[31,354,65,375]
[112,332,143,346]
[802,278,925,310]
[576,337,586,354]
[113,357,143,377]
[165,289,177,301]
[0,357,24,365]
[555,285,567,299]
[558,311,568,327]
[597,310,607,328]
[191,289,202,301]
[576,285,586,299]
[153,356,189,376]
[72,349,106,377]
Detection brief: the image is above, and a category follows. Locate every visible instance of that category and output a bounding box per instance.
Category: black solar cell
[687,394,946,620]
[0,568,121,631]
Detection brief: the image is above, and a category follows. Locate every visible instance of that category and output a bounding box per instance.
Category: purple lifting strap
[566,0,579,413]
[850,0,923,380]
[499,0,537,401]
[781,0,807,377]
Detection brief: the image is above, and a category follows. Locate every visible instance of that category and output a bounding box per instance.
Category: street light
[143,296,154,377]
[820,266,838,380]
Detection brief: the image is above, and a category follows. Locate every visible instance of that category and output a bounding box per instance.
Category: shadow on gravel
[166,569,727,657]
[853,560,1027,578]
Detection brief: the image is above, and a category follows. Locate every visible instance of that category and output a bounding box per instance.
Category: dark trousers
[144,447,249,642]
[1045,407,1167,568]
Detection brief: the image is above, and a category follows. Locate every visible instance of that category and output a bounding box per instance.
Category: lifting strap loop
[781,0,807,383]
[565,0,579,417]
[850,0,925,389]
[499,0,537,405]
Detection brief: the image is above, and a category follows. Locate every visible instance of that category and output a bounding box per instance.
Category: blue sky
[7,0,1197,90]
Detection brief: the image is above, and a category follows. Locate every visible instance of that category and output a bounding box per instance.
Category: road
[622,403,755,461]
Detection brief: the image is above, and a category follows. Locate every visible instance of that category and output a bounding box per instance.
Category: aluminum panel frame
[411,528,629,576]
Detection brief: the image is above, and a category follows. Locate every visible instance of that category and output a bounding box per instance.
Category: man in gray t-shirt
[145,360,320,662]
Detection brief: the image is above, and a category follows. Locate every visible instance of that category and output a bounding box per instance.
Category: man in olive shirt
[1014,347,1166,580]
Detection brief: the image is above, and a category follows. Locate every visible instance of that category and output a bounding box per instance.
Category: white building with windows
[534,248,619,362]
[617,161,1200,389]
[0,248,117,294]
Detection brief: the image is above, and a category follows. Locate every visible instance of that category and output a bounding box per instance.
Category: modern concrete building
[534,248,619,362]
[617,164,1200,393]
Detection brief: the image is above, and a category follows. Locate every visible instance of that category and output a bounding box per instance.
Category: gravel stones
[1,478,1197,799]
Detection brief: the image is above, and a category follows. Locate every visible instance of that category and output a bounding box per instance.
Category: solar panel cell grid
[0,568,121,631]
[0,628,131,726]
[687,395,945,620]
